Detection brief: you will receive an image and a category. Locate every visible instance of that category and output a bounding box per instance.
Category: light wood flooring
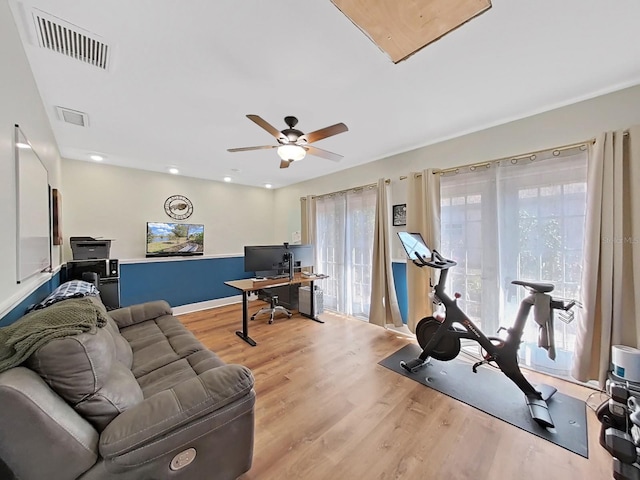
[179,302,612,480]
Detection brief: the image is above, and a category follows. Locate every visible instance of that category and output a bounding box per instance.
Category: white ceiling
[9,0,640,189]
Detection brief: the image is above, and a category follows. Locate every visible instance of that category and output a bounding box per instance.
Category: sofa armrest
[99,364,254,459]
[108,300,173,328]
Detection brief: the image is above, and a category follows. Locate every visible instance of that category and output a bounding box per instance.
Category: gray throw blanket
[0,297,108,373]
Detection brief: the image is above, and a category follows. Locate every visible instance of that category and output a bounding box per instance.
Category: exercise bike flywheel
[415,316,461,361]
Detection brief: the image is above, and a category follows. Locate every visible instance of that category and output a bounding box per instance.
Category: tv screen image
[146,222,204,257]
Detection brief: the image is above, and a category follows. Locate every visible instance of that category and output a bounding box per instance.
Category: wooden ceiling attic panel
[331,0,492,63]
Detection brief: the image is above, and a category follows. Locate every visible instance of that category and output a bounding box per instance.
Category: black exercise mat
[379,343,588,457]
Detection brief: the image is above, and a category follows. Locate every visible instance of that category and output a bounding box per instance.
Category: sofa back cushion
[103,314,134,369]
[27,325,143,431]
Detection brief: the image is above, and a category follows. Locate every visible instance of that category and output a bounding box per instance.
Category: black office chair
[251,290,292,324]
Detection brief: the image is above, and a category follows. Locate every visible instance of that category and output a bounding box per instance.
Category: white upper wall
[274,83,640,256]
[0,1,62,312]
[60,159,278,261]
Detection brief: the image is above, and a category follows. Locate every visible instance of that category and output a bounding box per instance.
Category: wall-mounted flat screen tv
[146,222,204,257]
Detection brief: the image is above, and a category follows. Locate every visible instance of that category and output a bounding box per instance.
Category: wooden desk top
[225,273,328,292]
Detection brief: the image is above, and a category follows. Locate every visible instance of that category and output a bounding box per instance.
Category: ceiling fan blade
[227,145,277,152]
[280,159,292,169]
[247,115,286,141]
[304,145,343,162]
[302,123,348,144]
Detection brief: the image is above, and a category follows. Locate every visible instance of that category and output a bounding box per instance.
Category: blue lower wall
[0,271,62,326]
[1,257,249,326]
[392,262,408,324]
[2,259,404,325]
[120,256,252,307]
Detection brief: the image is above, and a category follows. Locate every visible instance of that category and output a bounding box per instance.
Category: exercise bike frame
[401,249,573,428]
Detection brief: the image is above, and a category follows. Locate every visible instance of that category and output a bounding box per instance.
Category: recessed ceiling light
[265,183,273,189]
[16,142,31,149]
[89,154,104,161]
[223,176,232,182]
[168,167,179,175]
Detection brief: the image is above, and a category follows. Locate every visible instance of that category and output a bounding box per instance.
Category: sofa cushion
[137,349,226,398]
[103,316,133,369]
[87,295,133,369]
[108,300,173,329]
[120,314,207,378]
[27,326,143,431]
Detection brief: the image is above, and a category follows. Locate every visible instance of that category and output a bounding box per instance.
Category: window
[315,187,377,319]
[440,147,588,377]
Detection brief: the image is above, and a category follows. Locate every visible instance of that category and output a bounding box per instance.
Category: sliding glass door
[315,187,377,319]
[439,147,588,378]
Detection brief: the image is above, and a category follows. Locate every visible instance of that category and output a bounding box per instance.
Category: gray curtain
[572,126,640,386]
[406,169,441,333]
[369,179,402,327]
[300,195,316,245]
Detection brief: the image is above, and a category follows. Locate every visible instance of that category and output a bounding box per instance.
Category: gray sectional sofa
[0,296,255,480]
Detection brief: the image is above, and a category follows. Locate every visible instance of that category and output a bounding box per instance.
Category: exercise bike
[397,232,575,428]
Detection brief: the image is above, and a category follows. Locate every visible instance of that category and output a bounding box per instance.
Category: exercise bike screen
[397,232,431,260]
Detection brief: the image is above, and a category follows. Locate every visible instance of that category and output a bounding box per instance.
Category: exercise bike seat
[511,280,554,293]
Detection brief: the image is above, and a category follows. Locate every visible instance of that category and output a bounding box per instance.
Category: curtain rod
[394,138,594,180]
[300,181,378,201]
[395,132,628,180]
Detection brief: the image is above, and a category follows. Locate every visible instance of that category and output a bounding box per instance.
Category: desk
[225,273,327,346]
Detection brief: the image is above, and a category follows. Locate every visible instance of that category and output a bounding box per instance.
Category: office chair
[251,290,292,324]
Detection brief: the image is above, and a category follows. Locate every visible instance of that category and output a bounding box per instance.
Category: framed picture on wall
[52,188,62,245]
[393,204,406,226]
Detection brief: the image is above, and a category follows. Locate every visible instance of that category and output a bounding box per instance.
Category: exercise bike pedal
[401,357,431,373]
[472,360,486,373]
[536,383,557,402]
[525,395,555,428]
[472,356,498,373]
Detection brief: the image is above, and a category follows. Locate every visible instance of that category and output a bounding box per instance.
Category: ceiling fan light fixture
[277,144,306,162]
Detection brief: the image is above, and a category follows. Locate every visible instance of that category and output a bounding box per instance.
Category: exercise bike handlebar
[412,250,457,270]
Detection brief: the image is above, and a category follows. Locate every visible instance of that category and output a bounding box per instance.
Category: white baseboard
[172,295,243,315]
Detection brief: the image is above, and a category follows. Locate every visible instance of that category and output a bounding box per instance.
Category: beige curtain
[406,170,441,333]
[369,179,403,327]
[572,126,640,386]
[300,195,316,245]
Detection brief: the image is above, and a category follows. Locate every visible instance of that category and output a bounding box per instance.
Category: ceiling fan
[227,115,349,169]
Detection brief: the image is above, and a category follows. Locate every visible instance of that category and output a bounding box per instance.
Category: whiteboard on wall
[15,125,51,283]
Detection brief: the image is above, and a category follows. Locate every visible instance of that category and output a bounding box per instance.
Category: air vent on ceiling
[55,106,89,127]
[32,9,110,70]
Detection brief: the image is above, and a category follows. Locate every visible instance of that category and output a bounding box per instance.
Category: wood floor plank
[179,302,612,480]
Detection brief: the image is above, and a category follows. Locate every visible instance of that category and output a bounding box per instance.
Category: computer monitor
[288,244,314,269]
[244,245,288,274]
[243,244,315,275]
[397,232,431,261]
